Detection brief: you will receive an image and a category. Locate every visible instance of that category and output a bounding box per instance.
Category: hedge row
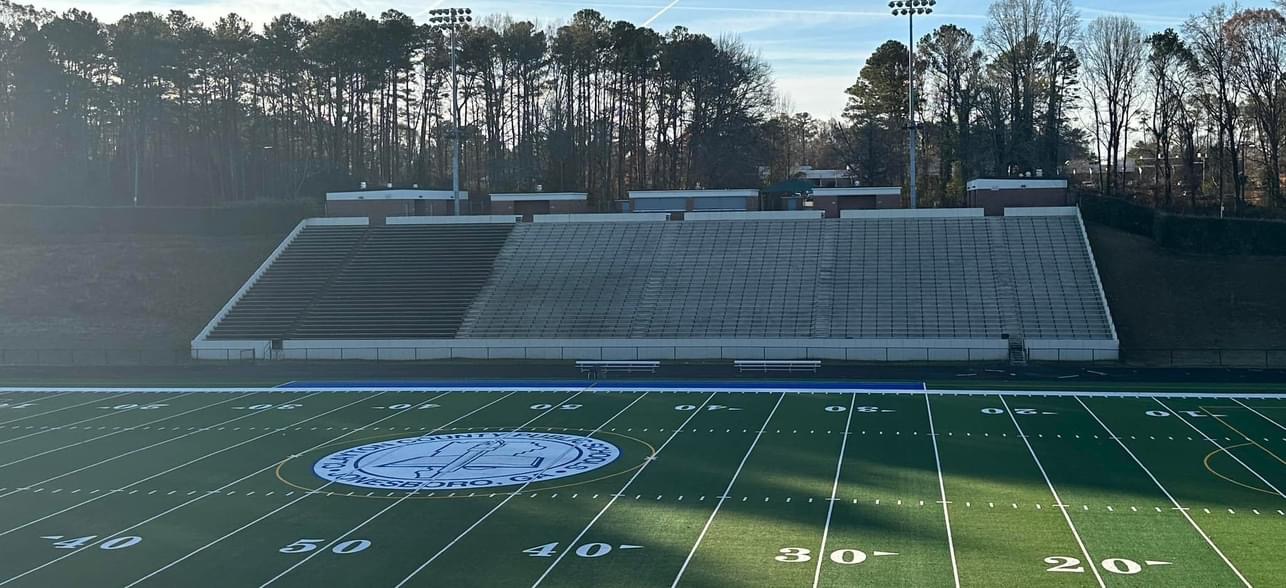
[0,201,320,236]
[1079,195,1286,256]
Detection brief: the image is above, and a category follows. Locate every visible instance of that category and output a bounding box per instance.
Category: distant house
[809,187,903,217]
[793,166,856,188]
[965,179,1070,216]
[325,188,470,221]
[490,192,589,220]
[626,189,761,213]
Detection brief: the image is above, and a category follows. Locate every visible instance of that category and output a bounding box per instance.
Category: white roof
[490,192,587,202]
[812,187,901,197]
[796,168,852,179]
[966,179,1067,191]
[326,189,470,201]
[628,189,758,199]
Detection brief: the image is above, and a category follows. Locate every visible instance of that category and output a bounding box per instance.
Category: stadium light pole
[430,7,473,216]
[890,0,933,209]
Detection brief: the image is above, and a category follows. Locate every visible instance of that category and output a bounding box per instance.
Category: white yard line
[997,395,1105,588]
[0,392,226,468]
[0,391,105,426]
[810,393,857,588]
[0,392,175,449]
[923,393,961,588]
[1075,397,1251,587]
[0,391,336,538]
[1153,399,1286,499]
[531,392,718,587]
[123,390,512,588]
[669,392,787,588]
[389,388,640,588]
[0,390,446,585]
[1231,397,1286,431]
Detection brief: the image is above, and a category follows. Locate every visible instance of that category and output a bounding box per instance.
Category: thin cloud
[1076,6,1186,26]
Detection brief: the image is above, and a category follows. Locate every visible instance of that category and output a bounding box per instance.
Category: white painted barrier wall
[534,213,669,223]
[386,215,520,225]
[841,208,985,219]
[193,337,1013,362]
[1003,206,1078,217]
[684,210,823,221]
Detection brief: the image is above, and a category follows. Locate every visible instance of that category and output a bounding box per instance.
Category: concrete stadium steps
[290,224,513,339]
[206,226,366,340]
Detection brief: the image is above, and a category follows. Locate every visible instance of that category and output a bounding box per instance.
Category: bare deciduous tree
[1226,8,1286,205]
[1185,3,1245,211]
[1081,15,1145,196]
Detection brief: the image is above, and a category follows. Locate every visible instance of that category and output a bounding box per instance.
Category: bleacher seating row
[201,212,1116,354]
[207,223,512,341]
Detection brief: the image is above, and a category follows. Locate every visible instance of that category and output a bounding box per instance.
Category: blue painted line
[276,380,927,391]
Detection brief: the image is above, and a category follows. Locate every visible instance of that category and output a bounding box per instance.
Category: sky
[26,0,1247,119]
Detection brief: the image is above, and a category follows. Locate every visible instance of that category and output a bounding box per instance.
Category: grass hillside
[1086,223,1286,350]
[0,233,279,350]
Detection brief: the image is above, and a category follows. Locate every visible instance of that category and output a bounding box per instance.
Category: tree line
[837,0,1286,212]
[0,3,774,207]
[1,0,1284,213]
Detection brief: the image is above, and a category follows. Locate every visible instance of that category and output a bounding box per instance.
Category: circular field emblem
[313,432,620,491]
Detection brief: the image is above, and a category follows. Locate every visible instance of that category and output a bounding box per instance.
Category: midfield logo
[313,432,620,491]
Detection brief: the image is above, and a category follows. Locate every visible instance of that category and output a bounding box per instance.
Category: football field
[0,383,1281,587]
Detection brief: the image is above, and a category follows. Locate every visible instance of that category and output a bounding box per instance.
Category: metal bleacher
[460,222,664,338]
[206,226,365,340]
[198,208,1117,361]
[207,223,511,341]
[832,218,1004,339]
[461,214,1115,344]
[291,224,513,339]
[999,215,1115,340]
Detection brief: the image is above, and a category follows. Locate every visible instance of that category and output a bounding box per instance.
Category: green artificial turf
[0,386,1279,587]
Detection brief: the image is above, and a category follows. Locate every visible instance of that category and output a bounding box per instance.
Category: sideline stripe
[997,395,1105,588]
[0,391,329,538]
[811,393,857,588]
[0,391,438,585]
[390,389,645,588]
[924,394,961,588]
[531,391,719,587]
[1,386,1281,399]
[1153,399,1286,499]
[670,392,787,588]
[1232,398,1286,431]
[122,390,489,588]
[1075,397,1251,587]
